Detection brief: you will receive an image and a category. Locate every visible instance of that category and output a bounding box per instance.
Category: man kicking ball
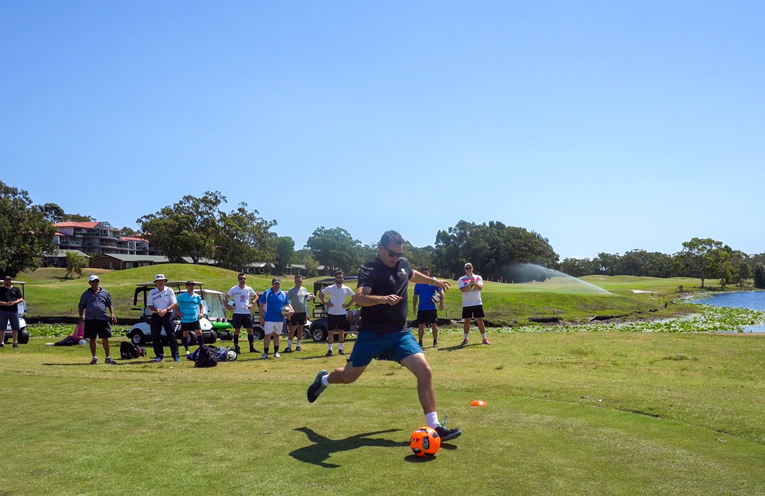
[307,230,461,441]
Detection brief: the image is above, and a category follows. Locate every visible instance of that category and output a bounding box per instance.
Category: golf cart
[308,276,358,342]
[127,281,230,346]
[3,280,30,345]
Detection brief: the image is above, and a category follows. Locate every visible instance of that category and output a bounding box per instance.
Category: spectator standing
[413,267,444,348]
[177,281,205,355]
[318,270,355,356]
[458,263,490,346]
[0,276,24,348]
[77,275,118,364]
[225,273,259,355]
[285,275,313,352]
[148,274,179,362]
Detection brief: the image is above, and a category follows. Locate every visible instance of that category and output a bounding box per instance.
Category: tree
[64,251,89,279]
[305,227,362,273]
[433,220,559,280]
[138,191,226,263]
[0,181,57,277]
[754,263,765,290]
[275,236,295,274]
[38,203,66,223]
[560,257,598,277]
[120,226,140,237]
[676,238,725,288]
[215,204,276,271]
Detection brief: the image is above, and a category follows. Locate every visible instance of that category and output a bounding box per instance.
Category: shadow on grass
[290,427,408,468]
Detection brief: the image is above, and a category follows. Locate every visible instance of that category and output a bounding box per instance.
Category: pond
[695,291,765,332]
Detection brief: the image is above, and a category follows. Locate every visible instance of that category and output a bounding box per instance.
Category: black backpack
[120,341,146,359]
[194,345,218,368]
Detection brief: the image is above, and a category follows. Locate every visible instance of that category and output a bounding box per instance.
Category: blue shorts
[349,330,423,368]
[0,310,20,331]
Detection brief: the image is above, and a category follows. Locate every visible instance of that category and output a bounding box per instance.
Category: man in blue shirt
[258,278,293,359]
[177,281,205,355]
[413,267,444,348]
[78,275,118,364]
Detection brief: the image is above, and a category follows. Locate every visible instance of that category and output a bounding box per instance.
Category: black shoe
[307,370,329,403]
[338,349,345,356]
[325,350,333,357]
[13,343,19,348]
[235,346,242,355]
[0,342,4,348]
[283,347,293,353]
[435,424,462,441]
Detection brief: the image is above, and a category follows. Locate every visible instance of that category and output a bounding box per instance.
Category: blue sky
[2,1,763,259]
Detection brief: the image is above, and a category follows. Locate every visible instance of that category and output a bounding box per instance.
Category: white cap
[88,275,100,282]
[154,274,168,282]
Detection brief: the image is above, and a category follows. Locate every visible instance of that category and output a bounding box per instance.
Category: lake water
[695,291,765,332]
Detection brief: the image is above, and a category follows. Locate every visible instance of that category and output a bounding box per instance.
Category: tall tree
[215,204,276,271]
[305,227,362,273]
[138,191,225,263]
[275,236,295,274]
[754,263,765,290]
[0,181,57,277]
[676,238,725,288]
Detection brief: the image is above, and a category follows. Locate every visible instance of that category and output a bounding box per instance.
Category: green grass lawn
[1,331,764,495]
[19,267,729,324]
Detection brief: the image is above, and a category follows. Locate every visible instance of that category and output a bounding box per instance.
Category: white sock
[288,339,293,347]
[321,374,329,387]
[481,333,487,340]
[297,340,302,346]
[425,412,439,429]
[339,343,344,351]
[464,334,469,340]
[328,343,333,351]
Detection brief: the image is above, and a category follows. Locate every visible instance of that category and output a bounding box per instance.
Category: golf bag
[194,345,218,368]
[120,341,146,359]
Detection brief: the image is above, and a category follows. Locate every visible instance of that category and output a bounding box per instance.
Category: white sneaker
[274,352,281,358]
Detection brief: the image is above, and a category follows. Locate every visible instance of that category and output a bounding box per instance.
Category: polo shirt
[0,286,22,313]
[357,257,413,334]
[227,285,257,314]
[78,288,113,321]
[260,288,290,322]
[177,291,203,323]
[148,286,177,313]
[321,284,355,316]
[458,274,484,307]
[287,286,311,313]
[414,284,442,311]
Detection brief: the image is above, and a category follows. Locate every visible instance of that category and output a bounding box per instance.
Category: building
[42,250,89,268]
[89,254,216,271]
[53,221,158,256]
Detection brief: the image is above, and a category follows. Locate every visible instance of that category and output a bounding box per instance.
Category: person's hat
[272,277,281,284]
[464,263,473,268]
[154,274,168,282]
[185,280,195,286]
[88,275,100,282]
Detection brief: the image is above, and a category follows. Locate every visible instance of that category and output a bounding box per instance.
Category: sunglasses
[387,250,404,258]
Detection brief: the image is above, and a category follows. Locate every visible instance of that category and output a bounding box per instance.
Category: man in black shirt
[0,276,24,348]
[307,231,462,441]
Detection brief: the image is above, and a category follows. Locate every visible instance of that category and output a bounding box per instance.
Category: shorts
[232,313,253,329]
[327,314,347,331]
[83,319,113,339]
[289,312,307,326]
[349,330,422,368]
[263,321,283,335]
[180,321,201,332]
[0,310,20,331]
[462,305,485,319]
[417,309,438,325]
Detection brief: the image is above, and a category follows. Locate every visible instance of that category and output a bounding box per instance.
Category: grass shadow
[290,427,408,468]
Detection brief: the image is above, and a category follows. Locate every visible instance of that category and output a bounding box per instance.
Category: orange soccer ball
[410,426,441,458]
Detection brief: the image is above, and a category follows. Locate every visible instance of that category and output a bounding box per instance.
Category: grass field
[17,266,728,324]
[1,330,764,495]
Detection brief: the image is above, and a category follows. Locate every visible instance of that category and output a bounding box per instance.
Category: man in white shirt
[224,273,260,355]
[148,274,179,362]
[318,270,355,357]
[458,263,490,347]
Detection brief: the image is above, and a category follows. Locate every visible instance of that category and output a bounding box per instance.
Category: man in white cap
[458,263,489,346]
[78,275,118,364]
[148,274,179,362]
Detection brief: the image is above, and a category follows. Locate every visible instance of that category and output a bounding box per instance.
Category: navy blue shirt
[0,286,22,313]
[78,288,113,321]
[358,257,413,334]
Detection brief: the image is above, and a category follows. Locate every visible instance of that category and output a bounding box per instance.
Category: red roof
[55,222,105,229]
[122,236,149,243]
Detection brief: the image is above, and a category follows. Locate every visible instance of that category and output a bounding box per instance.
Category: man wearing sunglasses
[308,230,462,442]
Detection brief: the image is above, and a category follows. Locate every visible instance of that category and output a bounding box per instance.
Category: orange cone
[471,400,487,407]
